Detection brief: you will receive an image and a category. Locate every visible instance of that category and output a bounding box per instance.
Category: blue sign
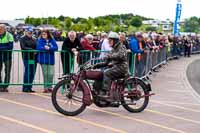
[173,0,182,35]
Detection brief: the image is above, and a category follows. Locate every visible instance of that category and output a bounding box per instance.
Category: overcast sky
[0,0,199,20]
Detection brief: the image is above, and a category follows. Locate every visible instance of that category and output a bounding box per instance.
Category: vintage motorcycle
[51,59,154,116]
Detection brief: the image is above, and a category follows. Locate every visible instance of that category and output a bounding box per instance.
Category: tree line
[24,13,200,33]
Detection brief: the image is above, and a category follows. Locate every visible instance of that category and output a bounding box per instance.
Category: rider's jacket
[94,42,129,75]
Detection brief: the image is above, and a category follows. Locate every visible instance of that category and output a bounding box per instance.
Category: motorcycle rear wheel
[122,78,149,113]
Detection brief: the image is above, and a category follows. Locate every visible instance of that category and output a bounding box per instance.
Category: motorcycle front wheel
[52,79,86,116]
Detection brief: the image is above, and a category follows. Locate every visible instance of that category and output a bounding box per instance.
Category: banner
[173,0,182,35]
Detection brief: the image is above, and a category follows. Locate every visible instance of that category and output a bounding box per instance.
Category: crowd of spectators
[1,24,200,93]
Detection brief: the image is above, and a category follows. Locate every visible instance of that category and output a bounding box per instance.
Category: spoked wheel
[122,78,149,113]
[51,79,86,116]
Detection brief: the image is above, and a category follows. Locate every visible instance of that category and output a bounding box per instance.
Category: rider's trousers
[102,66,126,92]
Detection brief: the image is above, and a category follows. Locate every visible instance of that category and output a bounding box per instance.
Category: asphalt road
[186,59,200,95]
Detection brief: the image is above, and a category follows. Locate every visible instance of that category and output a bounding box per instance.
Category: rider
[93,32,129,96]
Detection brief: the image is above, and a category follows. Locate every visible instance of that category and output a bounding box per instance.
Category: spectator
[119,32,130,50]
[129,33,144,54]
[129,33,140,73]
[172,36,180,58]
[183,36,191,57]
[79,34,96,64]
[61,31,82,75]
[177,37,183,56]
[99,32,112,59]
[77,31,84,40]
[120,32,133,74]
[36,30,58,93]
[80,34,96,50]
[20,27,37,93]
[130,33,146,77]
[61,30,67,41]
[143,34,153,51]
[92,35,100,50]
[166,36,172,58]
[96,31,101,41]
[0,24,14,92]
[98,32,105,50]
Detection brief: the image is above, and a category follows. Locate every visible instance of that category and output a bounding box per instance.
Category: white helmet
[108,32,119,39]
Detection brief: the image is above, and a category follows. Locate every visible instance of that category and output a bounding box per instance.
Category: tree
[48,18,61,28]
[25,17,41,26]
[24,13,152,31]
[145,26,157,31]
[79,18,87,24]
[130,17,142,28]
[114,25,120,32]
[58,15,65,21]
[184,17,200,32]
[71,24,88,31]
[93,18,102,27]
[64,17,72,30]
[33,18,41,26]
[25,16,31,24]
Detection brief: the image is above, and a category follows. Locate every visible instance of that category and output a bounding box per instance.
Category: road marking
[1,92,46,94]
[166,81,182,84]
[167,90,190,93]
[0,115,55,133]
[32,93,187,133]
[152,100,200,106]
[152,100,200,113]
[0,98,127,133]
[146,109,200,125]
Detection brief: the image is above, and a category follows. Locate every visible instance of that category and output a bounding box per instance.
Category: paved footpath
[0,54,200,133]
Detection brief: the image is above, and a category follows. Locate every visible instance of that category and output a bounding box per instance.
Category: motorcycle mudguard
[62,75,93,106]
[76,78,93,106]
[128,77,152,92]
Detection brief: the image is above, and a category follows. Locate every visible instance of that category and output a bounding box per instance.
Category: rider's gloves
[107,63,113,68]
[92,64,98,69]
[103,54,111,60]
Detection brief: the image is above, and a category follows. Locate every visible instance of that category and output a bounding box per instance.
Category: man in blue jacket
[129,33,146,77]
[0,24,14,92]
[129,34,143,54]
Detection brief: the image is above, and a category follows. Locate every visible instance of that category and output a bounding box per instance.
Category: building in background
[0,20,25,28]
[143,19,173,31]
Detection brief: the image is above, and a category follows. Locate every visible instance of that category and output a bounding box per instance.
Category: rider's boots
[99,90,115,102]
[99,90,108,96]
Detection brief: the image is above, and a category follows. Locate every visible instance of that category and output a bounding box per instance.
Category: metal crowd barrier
[0,44,200,87]
[78,50,136,76]
[0,50,74,86]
